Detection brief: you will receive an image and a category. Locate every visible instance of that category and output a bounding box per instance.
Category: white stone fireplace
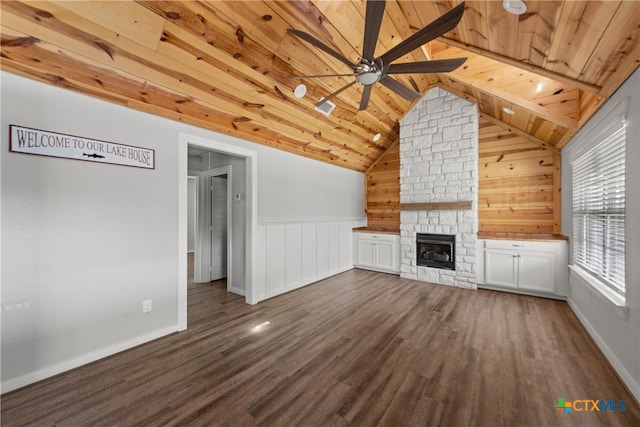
[399,88,478,289]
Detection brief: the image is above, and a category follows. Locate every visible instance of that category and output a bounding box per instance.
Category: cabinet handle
[512,244,524,247]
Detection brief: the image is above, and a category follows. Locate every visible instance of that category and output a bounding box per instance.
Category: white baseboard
[229,286,245,296]
[567,298,640,404]
[1,325,178,394]
[258,266,352,302]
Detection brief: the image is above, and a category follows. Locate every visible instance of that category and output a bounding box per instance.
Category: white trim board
[567,298,640,404]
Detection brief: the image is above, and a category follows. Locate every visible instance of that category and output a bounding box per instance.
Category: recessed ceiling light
[503,0,527,15]
[372,133,381,142]
[502,107,515,115]
[293,84,307,98]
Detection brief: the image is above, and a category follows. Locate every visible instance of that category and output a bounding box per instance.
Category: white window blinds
[571,120,626,295]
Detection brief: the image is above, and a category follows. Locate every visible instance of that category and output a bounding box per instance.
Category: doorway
[178,132,258,331]
[194,165,232,288]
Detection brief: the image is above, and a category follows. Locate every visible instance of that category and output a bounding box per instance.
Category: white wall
[1,73,180,392]
[1,71,365,391]
[254,146,365,221]
[561,67,640,402]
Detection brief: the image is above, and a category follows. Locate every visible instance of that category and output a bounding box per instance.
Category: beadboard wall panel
[256,219,366,302]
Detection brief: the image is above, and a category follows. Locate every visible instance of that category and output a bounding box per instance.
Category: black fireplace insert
[416,233,455,270]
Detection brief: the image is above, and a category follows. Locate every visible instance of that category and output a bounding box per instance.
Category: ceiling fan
[286,1,467,111]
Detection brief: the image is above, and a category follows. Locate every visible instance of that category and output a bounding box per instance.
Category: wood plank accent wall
[479,116,560,234]
[365,117,561,234]
[365,140,400,230]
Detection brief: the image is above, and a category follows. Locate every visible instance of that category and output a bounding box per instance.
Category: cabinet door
[518,251,555,293]
[485,249,517,288]
[375,240,396,271]
[356,238,377,268]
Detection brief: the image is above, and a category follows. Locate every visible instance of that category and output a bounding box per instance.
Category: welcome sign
[9,125,155,169]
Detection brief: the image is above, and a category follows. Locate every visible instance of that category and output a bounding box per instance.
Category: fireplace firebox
[416,233,455,270]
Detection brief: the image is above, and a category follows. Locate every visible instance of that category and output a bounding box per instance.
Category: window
[571,119,626,297]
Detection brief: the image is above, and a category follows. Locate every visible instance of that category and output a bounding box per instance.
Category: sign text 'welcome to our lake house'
[9,125,155,170]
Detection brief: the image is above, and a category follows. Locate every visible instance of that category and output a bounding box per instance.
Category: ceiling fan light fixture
[502,107,515,115]
[503,0,527,15]
[357,71,381,85]
[293,84,307,98]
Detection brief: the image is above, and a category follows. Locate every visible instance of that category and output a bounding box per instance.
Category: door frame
[178,132,258,331]
[194,165,232,291]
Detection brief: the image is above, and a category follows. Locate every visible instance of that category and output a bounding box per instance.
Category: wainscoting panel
[265,224,286,295]
[300,223,317,284]
[316,222,329,279]
[284,223,302,289]
[256,218,366,302]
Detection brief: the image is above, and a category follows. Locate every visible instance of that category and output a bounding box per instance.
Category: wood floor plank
[2,256,639,426]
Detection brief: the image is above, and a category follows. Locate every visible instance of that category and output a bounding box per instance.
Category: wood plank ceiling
[1,1,639,172]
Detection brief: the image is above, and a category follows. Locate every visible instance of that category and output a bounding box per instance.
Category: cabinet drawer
[355,233,398,242]
[483,240,555,252]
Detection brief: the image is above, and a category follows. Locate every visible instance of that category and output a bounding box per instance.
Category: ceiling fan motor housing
[356,62,382,85]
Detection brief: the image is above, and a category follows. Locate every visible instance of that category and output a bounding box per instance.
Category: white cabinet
[353,232,400,274]
[479,239,568,297]
[484,249,518,287]
[517,251,556,293]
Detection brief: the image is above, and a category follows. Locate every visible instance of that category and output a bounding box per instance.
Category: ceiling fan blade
[359,85,373,110]
[283,73,355,80]
[362,0,386,60]
[379,76,421,101]
[387,58,467,74]
[287,28,356,68]
[378,2,465,65]
[316,80,357,107]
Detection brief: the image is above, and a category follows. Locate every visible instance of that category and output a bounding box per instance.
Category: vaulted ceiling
[1,1,639,172]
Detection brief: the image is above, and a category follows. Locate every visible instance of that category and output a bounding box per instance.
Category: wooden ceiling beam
[437,37,602,96]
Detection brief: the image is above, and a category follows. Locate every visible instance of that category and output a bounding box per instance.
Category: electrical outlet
[142,299,152,314]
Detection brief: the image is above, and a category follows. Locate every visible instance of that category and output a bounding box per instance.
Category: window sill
[569,265,627,319]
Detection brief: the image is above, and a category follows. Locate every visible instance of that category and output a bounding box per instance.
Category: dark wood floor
[2,259,639,426]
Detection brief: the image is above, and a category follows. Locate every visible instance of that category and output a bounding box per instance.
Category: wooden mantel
[400,201,473,211]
